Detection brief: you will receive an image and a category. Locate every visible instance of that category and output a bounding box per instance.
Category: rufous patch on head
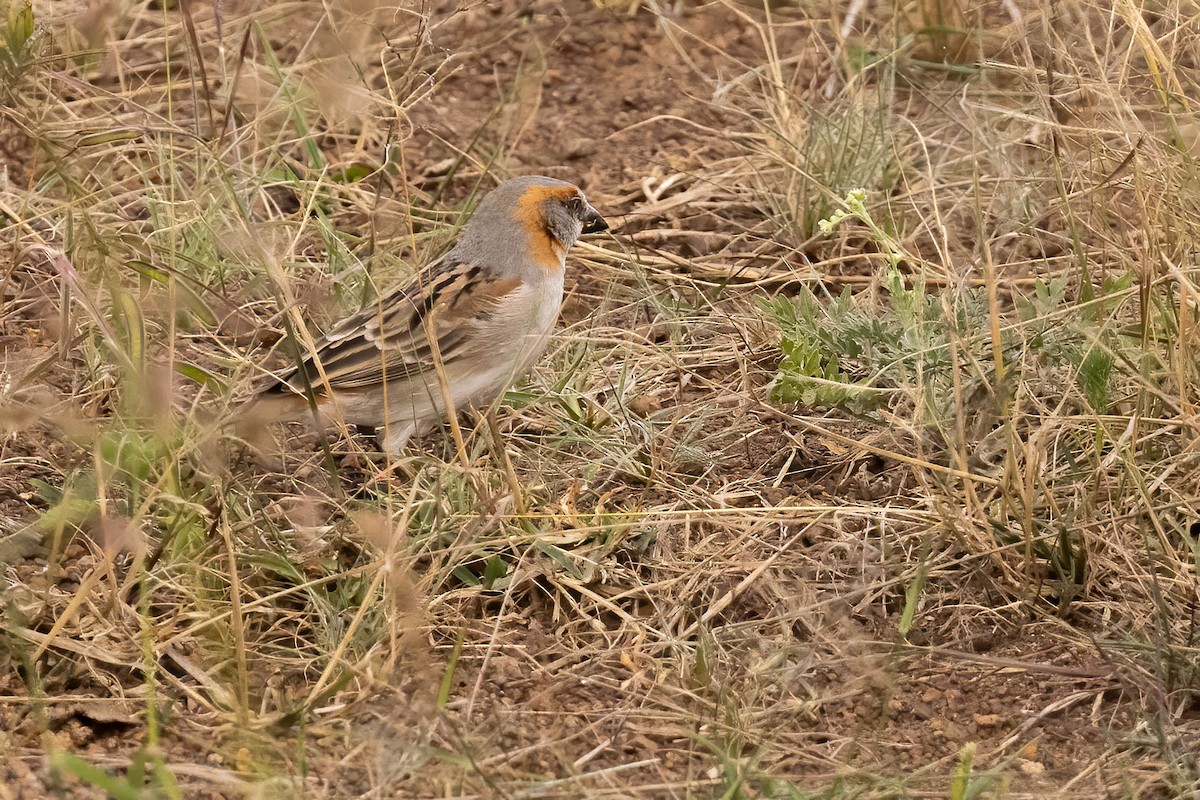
[514,184,579,270]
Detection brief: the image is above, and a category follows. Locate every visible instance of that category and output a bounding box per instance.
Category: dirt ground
[1,0,1195,797]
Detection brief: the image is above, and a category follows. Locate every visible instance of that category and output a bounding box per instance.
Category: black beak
[581,207,608,234]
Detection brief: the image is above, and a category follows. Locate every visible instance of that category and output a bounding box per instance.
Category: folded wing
[264,255,521,396]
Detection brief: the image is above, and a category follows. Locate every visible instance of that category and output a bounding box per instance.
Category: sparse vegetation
[2,0,1199,797]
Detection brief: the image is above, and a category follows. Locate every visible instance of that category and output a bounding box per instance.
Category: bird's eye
[565,197,583,215]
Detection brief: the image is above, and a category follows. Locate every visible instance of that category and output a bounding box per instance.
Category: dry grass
[1,0,1199,797]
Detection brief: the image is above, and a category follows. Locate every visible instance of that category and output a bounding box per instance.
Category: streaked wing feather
[277,255,520,393]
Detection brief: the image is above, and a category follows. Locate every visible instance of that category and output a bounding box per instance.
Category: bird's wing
[269,254,522,394]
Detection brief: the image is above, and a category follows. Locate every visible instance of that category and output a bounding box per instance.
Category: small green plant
[768,190,1137,423]
[753,93,906,246]
[767,265,982,420]
[769,189,966,416]
[948,742,1002,800]
[702,3,911,250]
[1016,270,1135,415]
[0,2,36,90]
[50,747,183,800]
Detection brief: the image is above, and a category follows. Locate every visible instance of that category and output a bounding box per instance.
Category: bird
[247,175,608,454]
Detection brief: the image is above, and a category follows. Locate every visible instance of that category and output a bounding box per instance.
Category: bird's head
[457,176,607,271]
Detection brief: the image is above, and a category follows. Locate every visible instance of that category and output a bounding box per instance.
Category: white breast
[456,271,565,407]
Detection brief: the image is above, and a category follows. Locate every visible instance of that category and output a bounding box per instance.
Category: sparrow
[249,175,607,454]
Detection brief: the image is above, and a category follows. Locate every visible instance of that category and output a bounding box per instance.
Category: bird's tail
[223,388,315,446]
